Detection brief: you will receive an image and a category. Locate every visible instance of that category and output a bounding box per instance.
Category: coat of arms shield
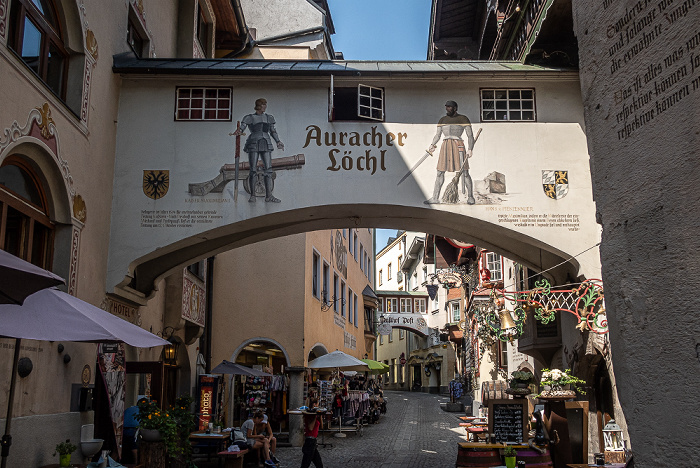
[542,170,568,200]
[143,170,169,200]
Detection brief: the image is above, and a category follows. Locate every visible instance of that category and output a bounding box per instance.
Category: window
[349,229,354,256]
[333,273,339,313]
[386,298,397,313]
[329,84,385,122]
[312,250,320,299]
[176,88,232,121]
[379,269,383,286]
[481,89,535,121]
[499,341,508,369]
[451,302,461,322]
[388,263,392,280]
[127,14,146,58]
[187,260,205,280]
[343,229,347,238]
[379,334,384,345]
[400,298,411,313]
[486,252,503,281]
[353,294,358,327]
[353,232,358,260]
[8,0,69,99]
[196,4,208,55]
[0,158,54,269]
[322,261,330,304]
[388,331,393,342]
[348,288,353,324]
[378,298,383,313]
[415,298,426,314]
[399,329,405,340]
[359,245,364,271]
[340,280,346,317]
[391,358,396,383]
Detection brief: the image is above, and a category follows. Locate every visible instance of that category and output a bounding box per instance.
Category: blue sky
[325,1,431,252]
[326,0,432,61]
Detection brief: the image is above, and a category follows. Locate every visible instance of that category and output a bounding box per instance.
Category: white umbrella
[307,351,369,372]
[0,249,65,305]
[0,288,168,468]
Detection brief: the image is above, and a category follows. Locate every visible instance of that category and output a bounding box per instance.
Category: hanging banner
[197,374,220,431]
[97,343,126,458]
[379,313,429,336]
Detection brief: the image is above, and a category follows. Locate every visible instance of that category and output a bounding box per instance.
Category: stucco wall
[572,0,700,463]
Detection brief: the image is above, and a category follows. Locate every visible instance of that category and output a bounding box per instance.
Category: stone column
[286,366,306,447]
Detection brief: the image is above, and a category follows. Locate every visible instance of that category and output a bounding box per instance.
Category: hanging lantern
[426,283,439,301]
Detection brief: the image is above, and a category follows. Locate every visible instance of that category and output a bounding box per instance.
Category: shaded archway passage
[113,203,598,300]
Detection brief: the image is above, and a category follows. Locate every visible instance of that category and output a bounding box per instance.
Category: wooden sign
[488,399,528,444]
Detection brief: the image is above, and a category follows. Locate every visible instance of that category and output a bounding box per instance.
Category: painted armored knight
[236,98,284,202]
[424,100,475,205]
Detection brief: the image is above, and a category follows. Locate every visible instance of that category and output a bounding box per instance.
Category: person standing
[234,98,285,203]
[300,413,323,468]
[424,100,476,205]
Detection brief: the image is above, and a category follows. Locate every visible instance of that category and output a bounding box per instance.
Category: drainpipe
[225,0,254,58]
[205,256,215,373]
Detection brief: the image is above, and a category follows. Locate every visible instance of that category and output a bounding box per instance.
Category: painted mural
[109,76,598,292]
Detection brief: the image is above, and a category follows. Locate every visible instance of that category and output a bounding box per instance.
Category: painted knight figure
[234,98,285,202]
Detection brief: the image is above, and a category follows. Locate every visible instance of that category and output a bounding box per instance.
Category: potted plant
[506,370,535,396]
[503,445,517,468]
[135,399,179,458]
[538,368,586,398]
[53,439,77,467]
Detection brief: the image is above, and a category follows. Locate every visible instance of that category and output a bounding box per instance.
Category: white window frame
[322,260,330,304]
[341,280,346,317]
[389,331,393,343]
[486,252,503,281]
[348,288,353,324]
[333,273,339,313]
[399,329,405,340]
[388,263,392,280]
[379,269,383,286]
[175,87,232,121]
[379,334,384,345]
[415,298,426,314]
[480,88,536,122]
[451,301,461,322]
[400,298,411,313]
[386,298,398,313]
[358,84,384,121]
[360,245,364,271]
[312,249,320,299]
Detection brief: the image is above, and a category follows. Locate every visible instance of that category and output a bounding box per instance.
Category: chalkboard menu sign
[488,399,528,444]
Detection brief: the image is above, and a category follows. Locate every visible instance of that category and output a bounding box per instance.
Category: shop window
[312,250,320,299]
[486,252,503,281]
[400,298,411,313]
[176,87,232,121]
[481,89,536,121]
[0,157,54,268]
[8,0,69,100]
[329,84,385,122]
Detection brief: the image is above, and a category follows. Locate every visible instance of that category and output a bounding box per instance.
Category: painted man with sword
[233,98,284,203]
[424,100,475,205]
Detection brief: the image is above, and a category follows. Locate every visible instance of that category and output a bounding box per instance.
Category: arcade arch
[232,338,291,371]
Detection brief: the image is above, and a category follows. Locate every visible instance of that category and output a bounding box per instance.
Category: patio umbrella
[0,249,64,305]
[307,351,369,372]
[361,358,390,374]
[0,288,168,468]
[211,360,272,377]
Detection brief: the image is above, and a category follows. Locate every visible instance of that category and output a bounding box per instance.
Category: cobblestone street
[273,390,468,468]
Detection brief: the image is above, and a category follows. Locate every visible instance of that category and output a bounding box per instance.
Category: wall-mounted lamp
[320,291,346,312]
[158,326,179,366]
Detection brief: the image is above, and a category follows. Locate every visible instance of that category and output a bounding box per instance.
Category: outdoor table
[217,448,248,468]
[465,426,487,442]
[189,431,230,462]
[567,464,625,468]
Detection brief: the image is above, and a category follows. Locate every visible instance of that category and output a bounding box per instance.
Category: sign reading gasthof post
[488,399,528,444]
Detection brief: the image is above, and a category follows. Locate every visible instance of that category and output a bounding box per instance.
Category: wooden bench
[217,448,249,468]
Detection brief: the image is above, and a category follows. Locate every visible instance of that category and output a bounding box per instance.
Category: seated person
[255,414,279,464]
[241,410,275,467]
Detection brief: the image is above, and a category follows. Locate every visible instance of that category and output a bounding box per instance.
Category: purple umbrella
[0,288,168,468]
[0,249,65,305]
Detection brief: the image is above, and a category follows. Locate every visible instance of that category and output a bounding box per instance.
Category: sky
[325,1,432,252]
